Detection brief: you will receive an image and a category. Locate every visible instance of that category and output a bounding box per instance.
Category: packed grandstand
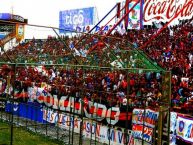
[1,18,192,112]
[0,18,192,145]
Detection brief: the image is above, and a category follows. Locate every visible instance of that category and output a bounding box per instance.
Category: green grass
[0,121,63,145]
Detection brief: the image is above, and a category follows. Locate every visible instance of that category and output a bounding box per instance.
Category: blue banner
[0,34,6,39]
[59,7,95,33]
[5,102,44,123]
[0,13,11,20]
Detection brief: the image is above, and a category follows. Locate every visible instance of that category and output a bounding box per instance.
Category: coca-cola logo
[144,0,193,23]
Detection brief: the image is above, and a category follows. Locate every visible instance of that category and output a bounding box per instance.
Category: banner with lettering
[132,124,153,143]
[132,109,158,143]
[59,7,95,33]
[176,115,193,144]
[82,120,133,145]
[43,109,81,132]
[27,86,131,125]
[132,108,159,128]
[43,108,133,145]
[75,23,126,34]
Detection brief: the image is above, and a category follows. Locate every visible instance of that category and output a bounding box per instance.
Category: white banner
[132,108,159,128]
[43,109,81,132]
[75,23,126,34]
[170,112,177,145]
[28,87,128,125]
[176,115,193,144]
[43,109,134,145]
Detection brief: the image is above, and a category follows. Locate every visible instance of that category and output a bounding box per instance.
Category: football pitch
[0,121,62,145]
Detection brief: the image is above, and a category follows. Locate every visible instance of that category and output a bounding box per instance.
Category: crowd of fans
[126,20,193,113]
[0,19,193,117]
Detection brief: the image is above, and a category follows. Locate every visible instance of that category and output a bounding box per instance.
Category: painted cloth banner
[176,115,193,144]
[27,87,131,125]
[82,121,134,145]
[59,7,95,33]
[170,112,177,145]
[43,108,81,132]
[43,108,133,145]
[5,102,43,123]
[75,23,126,34]
[132,124,153,143]
[132,108,159,128]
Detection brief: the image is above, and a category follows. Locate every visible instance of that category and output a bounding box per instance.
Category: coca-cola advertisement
[121,0,193,28]
[143,0,193,24]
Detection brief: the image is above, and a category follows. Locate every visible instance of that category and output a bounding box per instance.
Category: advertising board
[59,7,95,33]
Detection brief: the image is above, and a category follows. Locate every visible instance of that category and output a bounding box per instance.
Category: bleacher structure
[0,1,171,145]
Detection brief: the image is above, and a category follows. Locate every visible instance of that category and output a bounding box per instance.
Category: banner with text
[59,7,95,33]
[27,86,131,125]
[132,108,159,128]
[132,124,153,143]
[43,108,134,145]
[132,108,159,143]
[176,115,193,144]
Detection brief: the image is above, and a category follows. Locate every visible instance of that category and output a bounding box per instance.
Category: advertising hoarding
[59,7,95,33]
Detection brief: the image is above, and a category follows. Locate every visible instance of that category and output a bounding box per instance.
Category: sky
[0,0,123,38]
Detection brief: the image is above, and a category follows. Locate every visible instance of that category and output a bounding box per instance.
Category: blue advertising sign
[0,13,11,20]
[59,7,95,33]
